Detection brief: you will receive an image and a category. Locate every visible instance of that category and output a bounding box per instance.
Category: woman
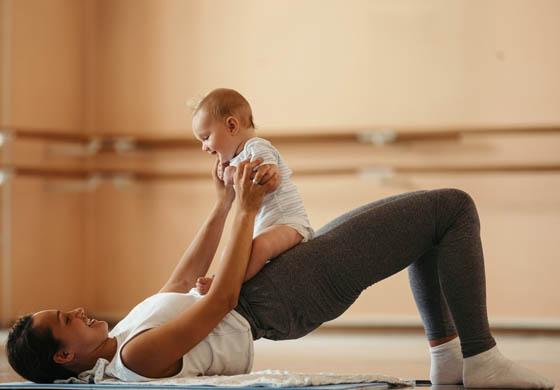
[6,158,554,388]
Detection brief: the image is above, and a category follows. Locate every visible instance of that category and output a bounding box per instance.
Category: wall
[87,0,560,326]
[1,0,559,328]
[0,0,90,323]
[90,0,560,135]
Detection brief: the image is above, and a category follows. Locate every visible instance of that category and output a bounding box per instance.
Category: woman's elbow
[227,292,240,311]
[208,290,239,312]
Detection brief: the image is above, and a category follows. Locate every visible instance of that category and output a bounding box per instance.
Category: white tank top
[104,290,254,381]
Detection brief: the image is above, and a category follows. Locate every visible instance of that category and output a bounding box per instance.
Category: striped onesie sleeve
[229,137,314,241]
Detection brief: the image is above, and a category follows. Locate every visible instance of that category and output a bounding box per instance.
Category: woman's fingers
[259,172,278,194]
[242,161,253,183]
[235,157,264,184]
[233,157,270,212]
[252,165,270,184]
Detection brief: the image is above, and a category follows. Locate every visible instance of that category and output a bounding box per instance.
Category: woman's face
[32,307,109,364]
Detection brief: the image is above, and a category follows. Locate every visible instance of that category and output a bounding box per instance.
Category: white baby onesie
[228,137,314,241]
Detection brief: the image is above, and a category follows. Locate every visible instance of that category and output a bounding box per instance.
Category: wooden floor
[1,329,559,388]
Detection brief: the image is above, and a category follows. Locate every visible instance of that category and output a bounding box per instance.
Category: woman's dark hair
[6,314,75,383]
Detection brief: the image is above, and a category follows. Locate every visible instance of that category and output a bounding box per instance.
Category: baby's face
[192,109,238,163]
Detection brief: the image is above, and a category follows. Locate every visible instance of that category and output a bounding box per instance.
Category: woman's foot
[463,346,554,388]
[429,337,463,384]
[196,276,213,295]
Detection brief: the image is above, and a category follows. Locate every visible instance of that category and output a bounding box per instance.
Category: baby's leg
[244,225,303,281]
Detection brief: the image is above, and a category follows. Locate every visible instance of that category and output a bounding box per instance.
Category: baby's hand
[217,161,230,181]
[223,165,236,186]
[196,276,214,296]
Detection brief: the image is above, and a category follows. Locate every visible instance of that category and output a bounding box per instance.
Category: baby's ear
[226,116,240,134]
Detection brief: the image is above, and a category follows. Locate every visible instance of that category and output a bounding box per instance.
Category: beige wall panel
[90,180,227,316]
[0,0,9,127]
[93,147,207,176]
[89,0,200,136]
[10,138,94,170]
[10,177,86,320]
[91,0,560,136]
[10,0,85,131]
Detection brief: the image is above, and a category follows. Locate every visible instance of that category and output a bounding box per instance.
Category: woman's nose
[71,307,85,317]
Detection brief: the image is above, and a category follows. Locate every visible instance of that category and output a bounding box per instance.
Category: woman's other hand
[212,158,235,207]
[253,164,280,194]
[234,158,275,213]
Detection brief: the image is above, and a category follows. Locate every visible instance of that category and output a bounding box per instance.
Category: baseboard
[320,314,560,333]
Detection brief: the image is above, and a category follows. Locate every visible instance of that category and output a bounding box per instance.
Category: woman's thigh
[236,189,443,340]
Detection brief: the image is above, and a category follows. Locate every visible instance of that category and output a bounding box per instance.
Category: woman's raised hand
[212,158,235,207]
[234,157,276,213]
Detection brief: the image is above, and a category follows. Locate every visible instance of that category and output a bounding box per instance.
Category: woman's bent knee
[434,188,480,226]
[436,188,475,207]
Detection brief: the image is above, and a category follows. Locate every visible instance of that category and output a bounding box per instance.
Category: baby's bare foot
[196,276,214,296]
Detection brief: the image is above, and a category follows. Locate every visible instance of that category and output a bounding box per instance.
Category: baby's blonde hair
[191,88,255,129]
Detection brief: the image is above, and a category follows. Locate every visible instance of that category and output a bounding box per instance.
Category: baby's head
[191,88,255,163]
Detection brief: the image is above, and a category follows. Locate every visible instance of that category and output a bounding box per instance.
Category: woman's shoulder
[110,291,199,337]
[106,292,201,380]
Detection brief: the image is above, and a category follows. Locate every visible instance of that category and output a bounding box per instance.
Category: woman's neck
[70,337,117,375]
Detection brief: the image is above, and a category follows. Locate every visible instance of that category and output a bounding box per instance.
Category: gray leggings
[234,188,496,358]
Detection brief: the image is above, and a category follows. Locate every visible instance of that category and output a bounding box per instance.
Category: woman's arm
[159,159,238,294]
[158,203,229,294]
[122,159,274,378]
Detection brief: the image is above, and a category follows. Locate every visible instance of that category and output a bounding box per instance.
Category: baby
[191,88,314,294]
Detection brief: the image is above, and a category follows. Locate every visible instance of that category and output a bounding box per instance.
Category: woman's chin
[91,319,109,332]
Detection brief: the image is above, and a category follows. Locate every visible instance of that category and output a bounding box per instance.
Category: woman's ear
[53,350,74,364]
[226,116,240,135]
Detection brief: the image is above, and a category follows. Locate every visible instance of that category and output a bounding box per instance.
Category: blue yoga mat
[0,382,396,390]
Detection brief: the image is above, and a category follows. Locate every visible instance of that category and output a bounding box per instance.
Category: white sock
[429,337,463,385]
[463,345,555,389]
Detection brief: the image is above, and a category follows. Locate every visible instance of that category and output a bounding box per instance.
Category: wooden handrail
[0,166,207,181]
[3,163,560,182]
[2,125,560,150]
